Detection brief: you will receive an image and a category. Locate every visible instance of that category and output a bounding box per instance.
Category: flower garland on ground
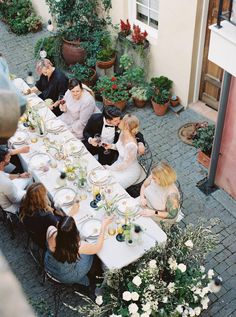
[69,223,217,317]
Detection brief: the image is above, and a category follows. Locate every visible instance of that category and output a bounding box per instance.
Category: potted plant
[96,31,116,69]
[130,24,149,49]
[150,89,171,116]
[119,54,145,88]
[130,86,148,108]
[118,19,131,39]
[69,63,97,87]
[170,94,180,107]
[150,76,173,93]
[95,75,129,110]
[193,124,215,168]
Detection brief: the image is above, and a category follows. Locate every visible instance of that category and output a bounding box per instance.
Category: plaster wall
[32,0,51,22]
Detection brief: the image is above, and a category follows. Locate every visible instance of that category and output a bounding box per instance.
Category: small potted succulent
[130,86,148,108]
[170,95,180,107]
[193,124,215,169]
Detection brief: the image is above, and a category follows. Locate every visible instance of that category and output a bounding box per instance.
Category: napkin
[90,169,109,183]
[46,120,63,130]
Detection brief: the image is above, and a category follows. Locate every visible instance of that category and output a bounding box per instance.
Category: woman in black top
[20,182,63,248]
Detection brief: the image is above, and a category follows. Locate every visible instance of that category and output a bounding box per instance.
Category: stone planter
[197,150,211,169]
[103,97,127,111]
[151,98,169,116]
[62,38,86,65]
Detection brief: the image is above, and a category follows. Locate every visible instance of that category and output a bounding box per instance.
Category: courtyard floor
[0,21,236,317]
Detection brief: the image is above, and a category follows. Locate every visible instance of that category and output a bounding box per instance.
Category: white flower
[149,259,157,269]
[141,313,150,317]
[176,305,184,314]
[128,303,139,314]
[194,307,201,316]
[193,295,198,302]
[201,274,206,279]
[188,308,195,316]
[177,263,187,273]
[131,292,140,301]
[132,276,142,287]
[131,313,140,317]
[162,296,168,303]
[201,296,210,310]
[122,291,132,301]
[184,240,193,248]
[200,286,210,298]
[142,303,151,311]
[95,295,103,306]
[194,288,202,295]
[149,284,155,291]
[200,265,205,273]
[168,257,178,270]
[207,269,214,278]
[167,282,175,293]
[109,315,122,317]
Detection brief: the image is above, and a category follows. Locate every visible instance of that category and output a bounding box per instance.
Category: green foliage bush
[34,36,57,63]
[0,0,42,35]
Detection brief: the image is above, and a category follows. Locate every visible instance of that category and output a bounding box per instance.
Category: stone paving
[1,21,236,317]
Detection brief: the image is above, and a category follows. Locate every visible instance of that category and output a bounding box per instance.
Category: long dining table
[11,78,167,269]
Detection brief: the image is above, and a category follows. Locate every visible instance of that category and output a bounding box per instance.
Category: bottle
[56,171,67,187]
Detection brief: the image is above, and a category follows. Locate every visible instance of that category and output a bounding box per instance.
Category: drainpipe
[206,71,232,189]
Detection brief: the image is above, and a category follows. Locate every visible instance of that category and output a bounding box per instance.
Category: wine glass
[108,223,117,236]
[101,139,111,155]
[94,133,102,147]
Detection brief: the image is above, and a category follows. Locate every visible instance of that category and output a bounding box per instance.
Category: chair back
[138,142,153,178]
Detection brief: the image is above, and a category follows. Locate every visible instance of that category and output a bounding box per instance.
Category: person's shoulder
[89,112,103,121]
[55,68,68,80]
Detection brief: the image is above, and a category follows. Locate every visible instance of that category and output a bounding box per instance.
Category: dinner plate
[64,140,83,155]
[28,152,51,170]
[45,119,65,132]
[54,187,77,206]
[10,131,28,145]
[80,218,102,238]
[116,198,139,217]
[88,168,109,185]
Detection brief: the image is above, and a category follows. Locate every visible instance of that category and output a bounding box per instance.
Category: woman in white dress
[105,114,143,189]
[139,162,180,226]
[58,79,99,140]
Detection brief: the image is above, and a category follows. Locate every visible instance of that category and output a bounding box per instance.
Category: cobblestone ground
[1,21,236,317]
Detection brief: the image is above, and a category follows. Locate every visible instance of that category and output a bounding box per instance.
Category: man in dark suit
[83,105,145,165]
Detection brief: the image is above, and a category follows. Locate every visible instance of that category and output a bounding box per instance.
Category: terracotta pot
[170,97,180,107]
[83,68,97,87]
[103,97,127,111]
[96,55,116,69]
[133,97,146,108]
[151,98,169,116]
[197,150,211,169]
[62,38,86,65]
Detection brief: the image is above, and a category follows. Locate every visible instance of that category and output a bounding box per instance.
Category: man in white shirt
[0,145,30,213]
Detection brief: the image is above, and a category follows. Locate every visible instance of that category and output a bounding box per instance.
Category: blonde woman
[139,162,180,225]
[105,114,143,188]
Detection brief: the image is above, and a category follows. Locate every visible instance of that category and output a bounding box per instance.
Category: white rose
[201,274,206,279]
[177,263,187,273]
[207,269,214,278]
[128,303,139,314]
[95,295,103,306]
[122,291,132,301]
[200,286,210,298]
[131,313,140,317]
[194,288,202,295]
[201,296,210,310]
[149,284,155,291]
[131,292,140,301]
[149,259,157,269]
[142,303,151,312]
[168,257,178,270]
[132,276,142,287]
[109,315,122,317]
[141,313,150,317]
[162,296,168,303]
[176,305,184,314]
[167,282,175,293]
[188,308,195,316]
[194,307,201,316]
[200,265,205,273]
[184,240,193,248]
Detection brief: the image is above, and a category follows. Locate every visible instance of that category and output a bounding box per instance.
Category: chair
[126,142,153,198]
[175,180,184,223]
[0,205,18,239]
[26,231,45,273]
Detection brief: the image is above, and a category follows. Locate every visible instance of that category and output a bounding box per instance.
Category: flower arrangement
[95,75,129,103]
[72,223,218,317]
[131,25,148,45]
[96,192,126,216]
[120,19,131,37]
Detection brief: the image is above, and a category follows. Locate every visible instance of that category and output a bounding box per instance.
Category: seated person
[57,78,99,140]
[83,106,145,165]
[139,162,180,226]
[3,145,30,174]
[44,214,112,286]
[105,114,144,189]
[19,183,64,248]
[0,145,30,214]
[25,59,68,116]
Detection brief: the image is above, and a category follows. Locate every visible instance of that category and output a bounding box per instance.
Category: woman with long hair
[44,215,112,286]
[58,78,98,140]
[105,114,144,188]
[20,183,63,248]
[139,162,180,226]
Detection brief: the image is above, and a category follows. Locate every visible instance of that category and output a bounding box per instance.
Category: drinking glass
[30,137,38,143]
[108,223,117,236]
[78,188,87,201]
[94,133,102,147]
[101,139,110,155]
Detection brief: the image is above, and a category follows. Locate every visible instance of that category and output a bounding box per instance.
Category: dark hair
[54,216,80,263]
[0,145,9,163]
[68,78,83,90]
[103,106,123,120]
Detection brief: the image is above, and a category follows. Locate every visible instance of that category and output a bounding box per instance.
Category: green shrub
[34,36,58,63]
[193,124,215,156]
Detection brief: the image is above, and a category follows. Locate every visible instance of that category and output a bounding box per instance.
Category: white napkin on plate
[90,169,109,183]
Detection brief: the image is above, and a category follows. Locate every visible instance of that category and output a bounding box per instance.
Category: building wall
[32,0,51,22]
[215,76,236,199]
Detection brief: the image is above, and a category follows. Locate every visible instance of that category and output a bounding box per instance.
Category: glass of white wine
[78,189,87,201]
[108,223,117,236]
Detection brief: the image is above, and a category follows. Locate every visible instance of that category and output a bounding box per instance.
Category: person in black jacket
[83,105,145,165]
[25,59,68,116]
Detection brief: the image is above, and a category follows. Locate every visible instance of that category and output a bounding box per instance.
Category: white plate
[64,140,83,155]
[88,168,109,184]
[117,198,139,216]
[45,119,64,132]
[10,131,28,145]
[54,187,76,206]
[81,218,102,238]
[28,152,51,170]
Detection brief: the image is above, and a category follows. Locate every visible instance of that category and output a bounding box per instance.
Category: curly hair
[123,113,140,136]
[20,183,53,222]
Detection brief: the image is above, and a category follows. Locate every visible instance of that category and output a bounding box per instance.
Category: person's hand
[23,88,31,95]
[138,143,145,155]
[69,202,80,216]
[89,138,99,147]
[140,196,147,207]
[102,143,112,149]
[139,208,155,217]
[59,102,67,112]
[20,172,31,178]
[19,145,30,154]
[101,215,113,230]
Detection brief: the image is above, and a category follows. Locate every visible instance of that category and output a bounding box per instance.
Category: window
[136,0,159,29]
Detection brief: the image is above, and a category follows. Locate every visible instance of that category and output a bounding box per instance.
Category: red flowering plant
[120,19,131,37]
[131,24,148,45]
[95,75,129,103]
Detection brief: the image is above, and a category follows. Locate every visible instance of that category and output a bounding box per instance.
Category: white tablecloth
[12,78,167,269]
